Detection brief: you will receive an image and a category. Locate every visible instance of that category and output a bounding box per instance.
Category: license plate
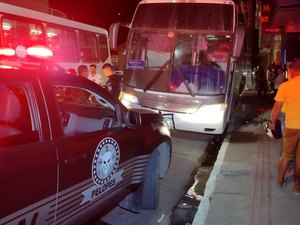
[162,114,174,129]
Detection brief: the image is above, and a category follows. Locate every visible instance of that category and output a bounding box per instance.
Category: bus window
[0,2,111,71]
[47,26,79,62]
[79,32,99,63]
[2,18,45,48]
[98,34,109,62]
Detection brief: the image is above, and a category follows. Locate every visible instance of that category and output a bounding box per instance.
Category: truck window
[0,85,38,147]
[54,85,118,136]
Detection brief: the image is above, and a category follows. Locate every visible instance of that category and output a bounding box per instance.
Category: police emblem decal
[81,137,123,205]
[92,137,120,185]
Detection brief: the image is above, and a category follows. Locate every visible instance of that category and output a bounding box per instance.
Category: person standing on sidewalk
[267,62,276,93]
[269,59,300,193]
[273,66,286,95]
[255,65,268,98]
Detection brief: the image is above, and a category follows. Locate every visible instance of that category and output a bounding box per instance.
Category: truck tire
[141,149,159,210]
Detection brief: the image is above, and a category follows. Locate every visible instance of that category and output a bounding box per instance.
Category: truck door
[0,80,58,225]
[50,84,145,223]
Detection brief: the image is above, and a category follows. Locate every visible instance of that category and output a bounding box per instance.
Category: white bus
[110,0,245,134]
[0,2,111,75]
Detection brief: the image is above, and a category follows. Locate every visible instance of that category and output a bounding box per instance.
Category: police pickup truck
[0,67,172,225]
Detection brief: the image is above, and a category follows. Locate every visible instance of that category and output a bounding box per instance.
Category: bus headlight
[198,103,227,124]
[178,103,226,125]
[120,91,139,106]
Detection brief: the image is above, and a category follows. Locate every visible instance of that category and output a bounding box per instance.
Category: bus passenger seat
[0,88,21,138]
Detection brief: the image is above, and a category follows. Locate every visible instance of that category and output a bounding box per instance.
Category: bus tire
[141,149,159,210]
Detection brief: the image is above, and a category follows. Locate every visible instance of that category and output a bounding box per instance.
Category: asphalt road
[101,130,213,225]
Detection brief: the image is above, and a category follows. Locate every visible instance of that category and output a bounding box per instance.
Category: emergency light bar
[0,48,16,56]
[26,46,53,58]
[0,46,53,59]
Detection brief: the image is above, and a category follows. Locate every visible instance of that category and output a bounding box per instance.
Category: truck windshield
[125,31,232,95]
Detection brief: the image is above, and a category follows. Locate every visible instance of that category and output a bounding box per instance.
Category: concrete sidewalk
[192,97,300,225]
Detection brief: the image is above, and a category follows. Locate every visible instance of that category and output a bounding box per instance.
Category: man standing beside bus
[269,59,300,193]
[88,64,103,86]
[102,63,122,99]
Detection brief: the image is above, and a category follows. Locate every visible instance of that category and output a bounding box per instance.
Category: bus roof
[0,2,108,35]
[131,0,236,32]
[139,0,235,4]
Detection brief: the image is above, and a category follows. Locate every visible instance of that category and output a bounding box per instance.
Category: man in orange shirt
[270,59,300,193]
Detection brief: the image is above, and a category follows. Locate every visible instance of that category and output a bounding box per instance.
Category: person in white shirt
[88,64,103,86]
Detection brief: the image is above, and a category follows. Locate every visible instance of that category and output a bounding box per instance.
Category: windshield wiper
[143,60,195,97]
[143,60,170,92]
[172,63,195,97]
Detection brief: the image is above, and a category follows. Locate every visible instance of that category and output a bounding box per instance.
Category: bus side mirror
[125,110,141,129]
[232,27,245,58]
[109,22,120,50]
[109,22,130,51]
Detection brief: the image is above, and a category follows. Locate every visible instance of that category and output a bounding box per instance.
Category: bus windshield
[117,0,244,134]
[125,30,232,95]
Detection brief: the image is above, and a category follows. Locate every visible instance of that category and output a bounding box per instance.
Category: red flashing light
[0,65,19,69]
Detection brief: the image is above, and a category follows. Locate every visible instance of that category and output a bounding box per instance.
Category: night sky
[49,0,140,30]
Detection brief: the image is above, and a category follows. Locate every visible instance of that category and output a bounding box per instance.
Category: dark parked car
[0,67,172,225]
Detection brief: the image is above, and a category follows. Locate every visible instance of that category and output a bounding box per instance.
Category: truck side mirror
[125,110,141,129]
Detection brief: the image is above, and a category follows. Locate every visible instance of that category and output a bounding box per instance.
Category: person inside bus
[88,64,103,86]
[102,63,122,99]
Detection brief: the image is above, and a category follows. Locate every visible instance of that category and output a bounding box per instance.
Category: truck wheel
[141,149,159,210]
